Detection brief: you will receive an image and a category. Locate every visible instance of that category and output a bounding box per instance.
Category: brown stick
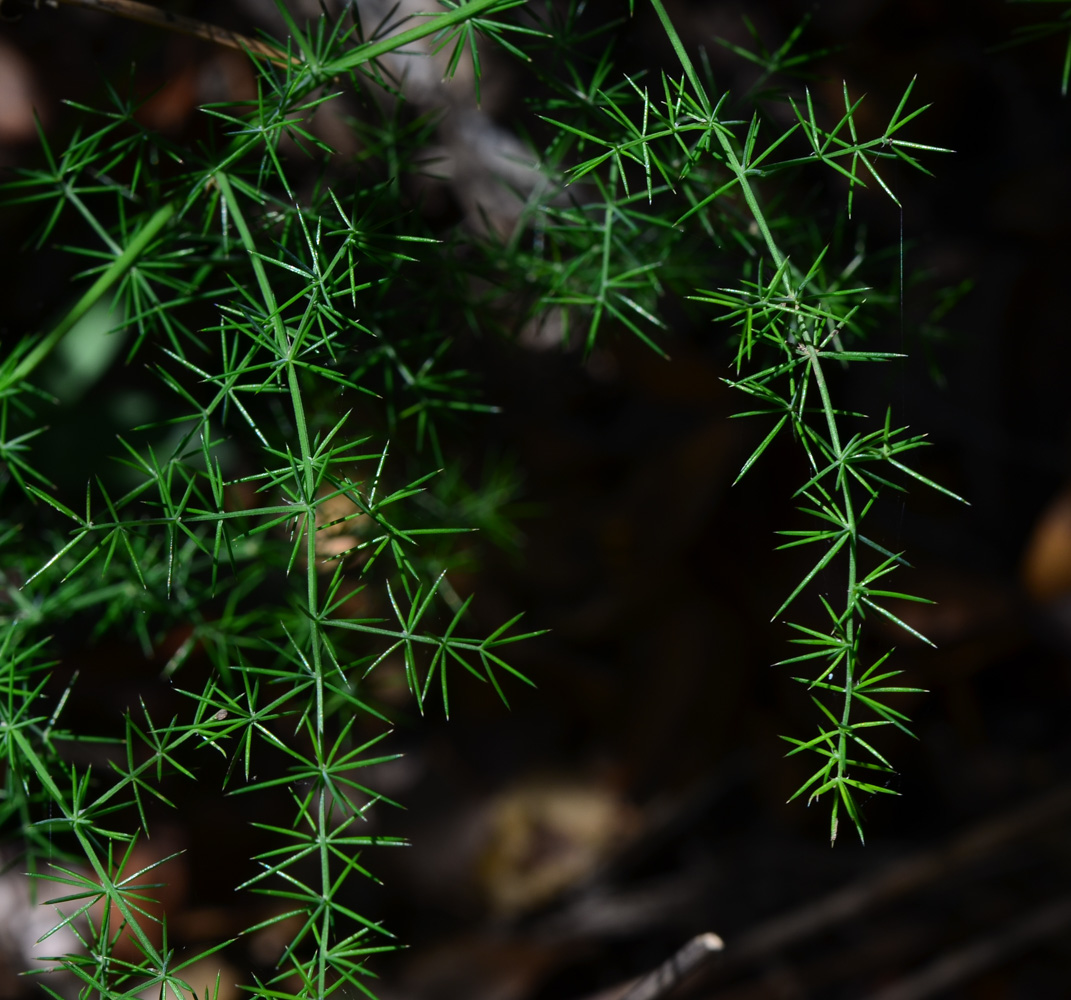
[863,895,1071,1000]
[47,0,300,67]
[721,783,1071,972]
[618,934,725,1000]
[575,784,1071,1000]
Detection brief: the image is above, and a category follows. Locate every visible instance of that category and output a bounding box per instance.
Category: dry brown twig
[619,934,725,1000]
[574,783,1071,1000]
[575,934,725,1000]
[863,895,1071,1000]
[716,782,1071,977]
[40,0,300,66]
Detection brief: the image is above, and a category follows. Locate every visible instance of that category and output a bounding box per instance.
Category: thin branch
[684,782,1071,992]
[619,933,725,1000]
[48,0,300,67]
[864,895,1071,1000]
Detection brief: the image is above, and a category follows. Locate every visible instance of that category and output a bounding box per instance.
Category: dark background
[2,1,1070,998]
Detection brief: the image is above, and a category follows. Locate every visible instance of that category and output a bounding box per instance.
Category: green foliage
[508,0,958,844]
[0,0,964,995]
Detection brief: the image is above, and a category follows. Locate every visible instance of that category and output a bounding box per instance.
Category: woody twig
[46,0,300,67]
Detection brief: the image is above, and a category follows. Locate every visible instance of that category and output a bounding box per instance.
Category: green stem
[648,0,789,289]
[1,201,176,394]
[318,786,330,997]
[213,172,314,500]
[319,0,515,77]
[802,342,859,838]
[801,344,842,455]
[587,163,618,348]
[213,171,328,788]
[648,0,709,114]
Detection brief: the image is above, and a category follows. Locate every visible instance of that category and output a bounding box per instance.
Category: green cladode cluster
[0,0,973,995]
